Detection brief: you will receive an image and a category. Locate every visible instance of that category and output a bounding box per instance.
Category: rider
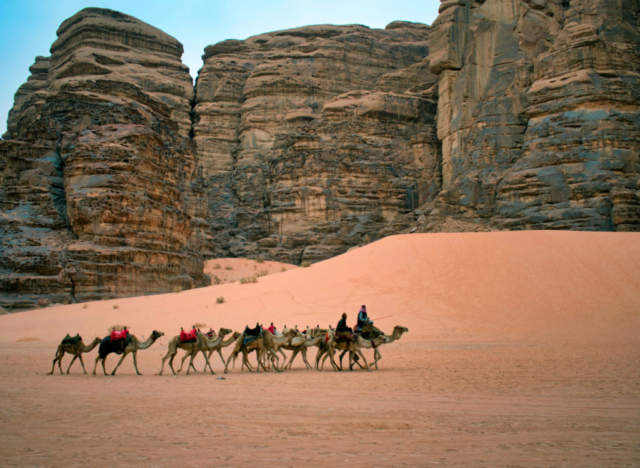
[356,305,373,331]
[336,313,352,333]
[265,322,276,334]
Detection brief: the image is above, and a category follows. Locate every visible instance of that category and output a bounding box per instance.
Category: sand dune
[0,231,639,467]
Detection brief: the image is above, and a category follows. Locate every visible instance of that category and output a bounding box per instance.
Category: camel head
[219,327,233,337]
[231,331,241,340]
[90,337,102,345]
[150,330,165,340]
[393,326,408,338]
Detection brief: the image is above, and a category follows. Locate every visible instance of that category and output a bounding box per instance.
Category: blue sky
[0,0,439,137]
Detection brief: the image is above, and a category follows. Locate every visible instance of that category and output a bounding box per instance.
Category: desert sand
[0,231,639,467]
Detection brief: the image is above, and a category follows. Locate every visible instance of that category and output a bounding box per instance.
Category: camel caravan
[48,306,408,376]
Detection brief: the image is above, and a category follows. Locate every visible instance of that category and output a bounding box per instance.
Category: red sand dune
[0,231,639,467]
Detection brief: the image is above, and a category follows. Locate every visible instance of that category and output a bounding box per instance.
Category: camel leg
[101,357,109,376]
[111,352,129,375]
[177,351,191,374]
[159,350,176,376]
[355,349,370,372]
[132,351,142,375]
[286,350,298,370]
[201,351,215,374]
[200,350,215,375]
[339,349,348,370]
[66,356,78,374]
[224,352,235,374]
[374,348,381,370]
[92,356,100,375]
[48,347,63,375]
[217,349,230,373]
[301,348,312,370]
[78,355,88,374]
[327,345,340,372]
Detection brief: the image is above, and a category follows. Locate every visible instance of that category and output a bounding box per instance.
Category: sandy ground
[0,231,639,467]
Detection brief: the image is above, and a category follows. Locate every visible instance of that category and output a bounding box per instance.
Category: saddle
[335,331,355,343]
[62,334,82,347]
[180,328,198,343]
[243,331,262,345]
[110,329,129,342]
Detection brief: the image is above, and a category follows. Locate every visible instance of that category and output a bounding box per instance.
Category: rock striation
[0,8,208,309]
[419,0,640,232]
[194,22,440,262]
[1,2,639,309]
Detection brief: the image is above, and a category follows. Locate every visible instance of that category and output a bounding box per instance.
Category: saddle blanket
[180,329,197,342]
[62,334,82,346]
[110,330,129,342]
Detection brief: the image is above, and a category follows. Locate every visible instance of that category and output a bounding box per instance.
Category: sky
[0,0,440,137]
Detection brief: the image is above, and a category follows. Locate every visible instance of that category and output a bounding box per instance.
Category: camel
[93,330,164,376]
[367,325,409,369]
[159,328,232,376]
[177,330,241,374]
[320,334,388,372]
[226,329,297,373]
[48,335,101,375]
[281,334,323,370]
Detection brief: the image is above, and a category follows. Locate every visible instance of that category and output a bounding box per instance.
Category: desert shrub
[213,275,221,285]
[281,267,287,272]
[225,266,233,271]
[112,304,119,309]
[216,297,225,304]
[83,304,88,309]
[256,255,266,263]
[239,276,258,284]
[213,263,222,269]
[257,269,269,277]
[301,261,312,268]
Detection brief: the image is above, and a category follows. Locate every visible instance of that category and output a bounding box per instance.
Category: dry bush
[301,261,312,268]
[112,304,119,309]
[256,255,266,263]
[281,267,287,272]
[257,269,269,277]
[83,304,88,309]
[216,297,225,304]
[225,266,233,271]
[213,263,222,269]
[213,275,221,285]
[239,276,258,284]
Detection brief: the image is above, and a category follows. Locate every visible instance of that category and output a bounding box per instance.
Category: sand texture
[0,231,639,467]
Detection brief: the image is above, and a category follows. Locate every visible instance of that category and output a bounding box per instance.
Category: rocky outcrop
[419,0,640,231]
[0,8,208,309]
[194,22,440,261]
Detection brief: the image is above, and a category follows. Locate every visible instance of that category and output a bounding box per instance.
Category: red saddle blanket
[110,330,129,341]
[180,329,197,342]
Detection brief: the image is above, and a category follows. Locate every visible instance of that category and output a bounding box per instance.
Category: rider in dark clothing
[336,313,352,333]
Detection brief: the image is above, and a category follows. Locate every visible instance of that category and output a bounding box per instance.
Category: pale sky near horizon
[0,0,440,137]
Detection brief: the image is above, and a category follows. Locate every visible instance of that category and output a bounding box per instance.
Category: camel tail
[53,345,63,359]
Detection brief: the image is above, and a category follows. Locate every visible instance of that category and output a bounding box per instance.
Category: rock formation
[193,22,440,262]
[1,1,639,309]
[420,0,640,231]
[0,8,208,309]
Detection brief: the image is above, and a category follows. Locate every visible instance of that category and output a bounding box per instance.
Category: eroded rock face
[419,0,640,232]
[0,8,208,309]
[194,22,440,261]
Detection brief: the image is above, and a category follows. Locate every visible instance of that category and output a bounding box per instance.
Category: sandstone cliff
[0,8,208,309]
[1,2,639,309]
